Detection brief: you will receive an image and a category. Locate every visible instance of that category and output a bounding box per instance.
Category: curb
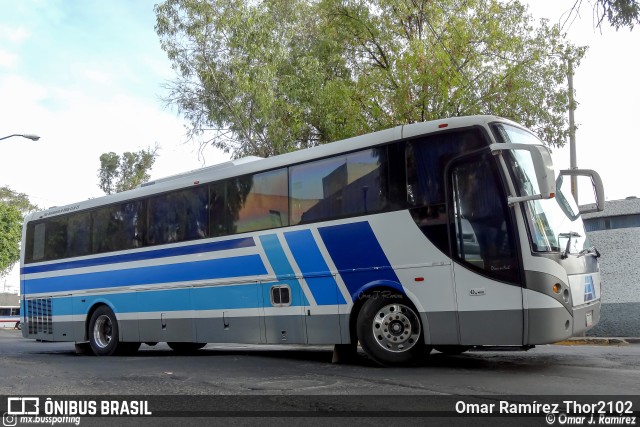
[553,337,639,346]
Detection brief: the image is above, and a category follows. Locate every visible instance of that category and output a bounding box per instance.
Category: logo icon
[584,276,596,302]
[2,413,17,427]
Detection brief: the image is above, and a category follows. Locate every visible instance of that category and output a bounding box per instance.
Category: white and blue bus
[0,306,21,330]
[19,116,604,365]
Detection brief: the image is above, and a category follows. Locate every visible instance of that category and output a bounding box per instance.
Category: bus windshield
[493,123,588,254]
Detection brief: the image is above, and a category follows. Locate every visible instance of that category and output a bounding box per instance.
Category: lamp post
[567,59,578,205]
[0,134,40,142]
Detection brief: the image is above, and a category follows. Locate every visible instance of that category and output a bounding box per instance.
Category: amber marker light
[553,283,562,294]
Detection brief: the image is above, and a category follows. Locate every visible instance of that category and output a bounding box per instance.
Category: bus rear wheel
[356,295,423,366]
[88,305,121,356]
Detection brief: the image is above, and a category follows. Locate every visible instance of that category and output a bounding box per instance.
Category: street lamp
[0,134,41,142]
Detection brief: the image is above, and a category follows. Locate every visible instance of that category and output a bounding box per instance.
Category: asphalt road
[1,329,639,426]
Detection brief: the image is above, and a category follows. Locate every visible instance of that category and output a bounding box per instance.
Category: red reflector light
[415,277,425,282]
[438,123,448,129]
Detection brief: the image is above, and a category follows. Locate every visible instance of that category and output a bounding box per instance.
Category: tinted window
[407,128,486,207]
[290,149,387,225]
[66,211,92,258]
[148,186,209,245]
[209,182,231,237]
[29,223,46,262]
[229,169,289,234]
[450,151,519,283]
[93,201,145,253]
[44,216,68,261]
[406,128,487,255]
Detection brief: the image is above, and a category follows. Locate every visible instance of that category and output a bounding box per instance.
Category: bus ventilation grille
[27,298,53,335]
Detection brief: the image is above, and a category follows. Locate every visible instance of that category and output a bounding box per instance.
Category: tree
[0,186,38,277]
[0,204,22,278]
[97,145,159,195]
[0,186,38,214]
[567,0,640,30]
[155,0,585,158]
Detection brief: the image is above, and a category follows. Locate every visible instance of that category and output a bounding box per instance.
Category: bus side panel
[364,212,460,345]
[192,283,264,344]
[281,229,346,345]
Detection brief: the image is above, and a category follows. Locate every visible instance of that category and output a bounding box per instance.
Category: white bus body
[0,306,21,329]
[19,116,604,365]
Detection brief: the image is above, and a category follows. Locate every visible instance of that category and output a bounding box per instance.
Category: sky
[1,0,639,292]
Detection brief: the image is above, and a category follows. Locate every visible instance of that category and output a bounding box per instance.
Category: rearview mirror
[557,169,605,214]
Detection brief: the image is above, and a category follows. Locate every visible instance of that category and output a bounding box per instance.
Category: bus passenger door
[448,151,524,345]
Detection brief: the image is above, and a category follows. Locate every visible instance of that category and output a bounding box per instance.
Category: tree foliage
[0,186,38,277]
[97,146,159,195]
[0,186,38,214]
[570,0,640,30]
[155,0,585,158]
[0,203,22,278]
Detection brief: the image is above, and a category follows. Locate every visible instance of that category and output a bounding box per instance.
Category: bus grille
[27,298,53,335]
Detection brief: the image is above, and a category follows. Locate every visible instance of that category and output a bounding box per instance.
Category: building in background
[583,197,640,337]
[0,293,19,307]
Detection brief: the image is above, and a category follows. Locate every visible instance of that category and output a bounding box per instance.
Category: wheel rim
[93,314,113,349]
[372,303,421,353]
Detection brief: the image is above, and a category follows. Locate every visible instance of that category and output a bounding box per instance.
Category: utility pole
[568,58,578,204]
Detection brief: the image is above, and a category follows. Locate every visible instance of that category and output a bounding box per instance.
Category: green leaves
[97,146,158,195]
[155,0,585,157]
[0,186,38,277]
[594,0,640,30]
[0,202,23,277]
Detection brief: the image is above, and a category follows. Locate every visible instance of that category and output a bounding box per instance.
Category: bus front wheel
[88,305,121,356]
[356,294,424,366]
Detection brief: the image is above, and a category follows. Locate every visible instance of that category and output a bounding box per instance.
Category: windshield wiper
[559,231,581,259]
[577,246,601,258]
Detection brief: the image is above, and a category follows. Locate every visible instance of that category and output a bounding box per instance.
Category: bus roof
[24,115,516,223]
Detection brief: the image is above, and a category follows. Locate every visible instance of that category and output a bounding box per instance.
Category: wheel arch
[348,280,426,345]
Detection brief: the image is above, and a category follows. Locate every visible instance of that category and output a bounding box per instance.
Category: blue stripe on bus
[318,222,400,301]
[20,237,256,275]
[259,234,310,306]
[45,282,305,316]
[23,254,267,295]
[284,230,346,305]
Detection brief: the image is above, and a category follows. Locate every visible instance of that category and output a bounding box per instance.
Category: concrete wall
[584,227,640,337]
[0,293,19,306]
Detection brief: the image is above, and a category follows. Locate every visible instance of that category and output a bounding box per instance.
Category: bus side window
[450,151,518,283]
[290,148,388,225]
[406,128,486,255]
[210,182,231,237]
[230,168,289,234]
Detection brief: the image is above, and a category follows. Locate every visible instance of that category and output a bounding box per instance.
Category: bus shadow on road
[34,341,562,372]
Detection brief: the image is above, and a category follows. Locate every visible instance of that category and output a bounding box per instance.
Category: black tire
[88,305,121,356]
[167,342,206,354]
[356,294,424,366]
[434,345,470,355]
[15,321,21,330]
